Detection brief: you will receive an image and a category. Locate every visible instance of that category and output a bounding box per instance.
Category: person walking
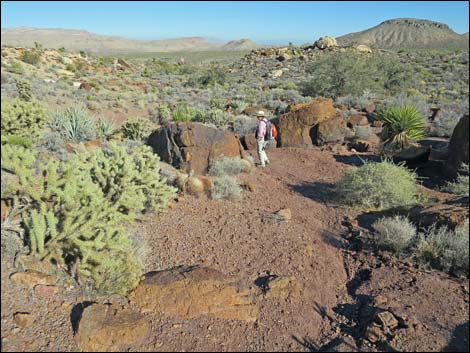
[255,110,270,168]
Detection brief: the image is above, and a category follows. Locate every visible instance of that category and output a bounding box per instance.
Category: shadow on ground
[289,182,337,204]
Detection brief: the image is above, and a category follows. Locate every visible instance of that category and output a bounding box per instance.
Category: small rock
[10,271,56,288]
[34,284,59,298]
[365,325,383,343]
[374,295,388,307]
[375,311,399,329]
[14,312,35,328]
[265,276,301,300]
[75,304,150,352]
[276,208,292,221]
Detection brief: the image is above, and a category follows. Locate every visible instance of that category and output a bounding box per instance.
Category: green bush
[209,157,247,176]
[373,215,417,256]
[1,98,51,138]
[375,105,426,149]
[20,49,41,65]
[415,222,469,276]
[211,176,242,200]
[441,163,469,196]
[8,61,24,74]
[2,143,176,294]
[1,135,33,148]
[172,104,201,123]
[121,117,152,140]
[52,105,96,142]
[193,108,232,127]
[197,66,227,87]
[335,159,420,210]
[301,51,412,98]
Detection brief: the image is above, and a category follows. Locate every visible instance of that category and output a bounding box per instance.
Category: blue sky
[2,1,469,45]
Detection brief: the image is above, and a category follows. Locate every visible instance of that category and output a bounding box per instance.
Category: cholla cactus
[1,98,51,138]
[2,143,176,294]
[120,117,153,140]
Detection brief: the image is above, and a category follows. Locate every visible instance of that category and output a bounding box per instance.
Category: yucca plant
[52,105,96,142]
[375,105,426,149]
[95,117,116,140]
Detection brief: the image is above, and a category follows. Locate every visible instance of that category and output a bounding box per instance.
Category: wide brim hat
[255,110,266,117]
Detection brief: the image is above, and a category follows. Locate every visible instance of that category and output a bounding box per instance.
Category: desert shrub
[151,104,172,125]
[354,125,374,140]
[335,159,420,210]
[375,105,426,149]
[232,115,258,136]
[121,116,152,141]
[197,65,227,87]
[8,61,24,74]
[209,97,226,110]
[14,78,32,101]
[51,105,96,142]
[373,216,417,256]
[209,157,247,176]
[431,108,462,137]
[386,93,431,119]
[95,118,116,140]
[229,99,248,114]
[1,98,51,138]
[441,163,469,196]
[302,51,412,98]
[415,222,469,276]
[193,108,232,127]
[2,143,176,294]
[172,103,201,123]
[20,49,41,65]
[211,176,242,200]
[1,135,33,148]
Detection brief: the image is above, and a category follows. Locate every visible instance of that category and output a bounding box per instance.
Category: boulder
[447,115,469,177]
[264,276,301,300]
[147,123,245,175]
[270,69,284,78]
[393,145,431,165]
[409,196,469,230]
[356,44,372,53]
[117,58,133,70]
[14,312,35,328]
[347,114,369,127]
[79,82,92,91]
[276,97,338,147]
[10,270,56,288]
[129,266,258,322]
[314,36,338,49]
[75,304,150,352]
[313,114,347,146]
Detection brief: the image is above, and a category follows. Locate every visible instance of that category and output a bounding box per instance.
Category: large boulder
[314,36,338,50]
[75,304,150,352]
[276,97,338,147]
[447,115,469,177]
[147,123,245,175]
[313,114,348,146]
[129,266,258,322]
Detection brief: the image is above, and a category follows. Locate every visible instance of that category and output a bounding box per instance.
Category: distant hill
[337,18,469,49]
[0,27,263,53]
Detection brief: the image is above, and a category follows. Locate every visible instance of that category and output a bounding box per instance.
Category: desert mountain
[1,27,262,53]
[337,18,469,49]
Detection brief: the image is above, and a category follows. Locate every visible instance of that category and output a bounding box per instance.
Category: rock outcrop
[147,122,245,175]
[276,97,340,147]
[446,115,469,177]
[129,266,258,322]
[75,304,150,352]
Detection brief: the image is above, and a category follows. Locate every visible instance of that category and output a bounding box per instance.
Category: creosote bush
[1,143,176,294]
[335,159,420,210]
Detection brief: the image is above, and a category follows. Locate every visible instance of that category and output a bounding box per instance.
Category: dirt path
[1,148,468,352]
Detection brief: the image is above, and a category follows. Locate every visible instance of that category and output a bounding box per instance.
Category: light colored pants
[257,139,269,166]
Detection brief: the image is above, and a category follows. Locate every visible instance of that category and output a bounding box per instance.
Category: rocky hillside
[1,27,262,53]
[337,18,469,49]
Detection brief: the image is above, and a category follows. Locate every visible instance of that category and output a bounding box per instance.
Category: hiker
[255,110,270,168]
